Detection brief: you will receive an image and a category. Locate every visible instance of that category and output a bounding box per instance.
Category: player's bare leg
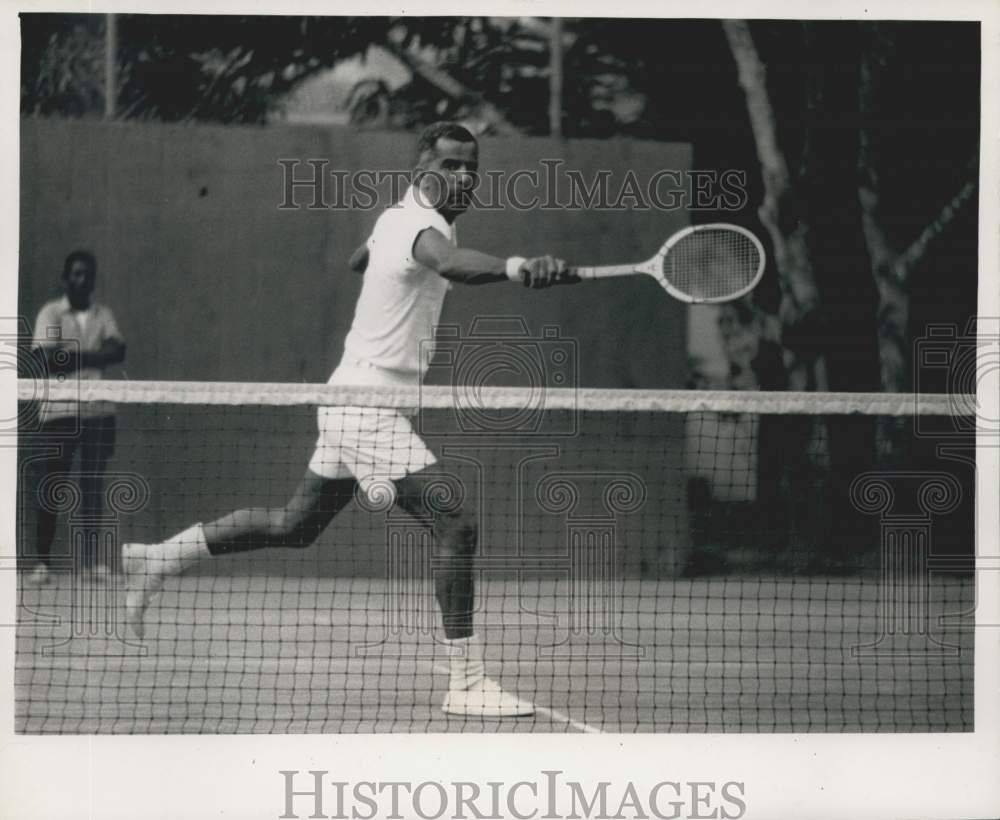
[394,470,534,718]
[123,470,356,637]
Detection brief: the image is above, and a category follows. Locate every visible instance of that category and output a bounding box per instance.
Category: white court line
[431,663,604,735]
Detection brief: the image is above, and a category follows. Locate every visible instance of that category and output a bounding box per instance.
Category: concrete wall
[19,118,690,385]
[18,118,693,577]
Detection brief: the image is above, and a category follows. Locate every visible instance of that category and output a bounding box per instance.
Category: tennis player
[124,122,575,718]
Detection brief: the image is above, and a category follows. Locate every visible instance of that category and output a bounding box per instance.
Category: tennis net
[14,379,976,733]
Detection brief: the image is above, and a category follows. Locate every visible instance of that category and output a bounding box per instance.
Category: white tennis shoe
[23,563,53,587]
[124,525,210,638]
[123,542,177,639]
[442,677,535,718]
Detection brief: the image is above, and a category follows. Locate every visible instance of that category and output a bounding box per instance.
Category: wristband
[506,256,527,281]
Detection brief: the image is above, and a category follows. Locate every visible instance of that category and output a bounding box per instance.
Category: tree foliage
[20,16,669,134]
[21,15,979,394]
[21,14,106,117]
[21,15,385,121]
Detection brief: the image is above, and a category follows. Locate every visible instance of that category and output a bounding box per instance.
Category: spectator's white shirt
[32,296,124,422]
[338,185,454,383]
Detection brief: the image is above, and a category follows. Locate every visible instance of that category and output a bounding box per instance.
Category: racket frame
[571,222,766,304]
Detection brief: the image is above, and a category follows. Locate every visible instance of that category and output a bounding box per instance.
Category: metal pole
[104,14,117,119]
[548,17,563,137]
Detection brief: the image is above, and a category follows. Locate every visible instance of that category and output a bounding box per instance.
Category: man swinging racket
[124,121,577,718]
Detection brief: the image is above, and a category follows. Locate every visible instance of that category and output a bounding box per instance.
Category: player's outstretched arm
[413,227,577,288]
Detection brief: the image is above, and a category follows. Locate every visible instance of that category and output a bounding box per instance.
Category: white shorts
[307,360,437,485]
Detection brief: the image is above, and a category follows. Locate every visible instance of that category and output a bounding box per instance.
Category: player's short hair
[415,122,477,167]
[62,249,97,280]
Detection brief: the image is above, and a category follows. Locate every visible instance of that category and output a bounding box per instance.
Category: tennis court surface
[15,381,976,733]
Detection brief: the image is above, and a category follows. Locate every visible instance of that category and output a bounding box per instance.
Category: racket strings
[663,228,762,301]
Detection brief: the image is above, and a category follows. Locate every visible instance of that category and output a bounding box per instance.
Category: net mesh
[15,380,975,734]
[664,227,762,301]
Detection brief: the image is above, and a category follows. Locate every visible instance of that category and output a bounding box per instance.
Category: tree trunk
[722,20,831,564]
[858,189,911,395]
[858,25,906,395]
[857,23,978,465]
[722,20,827,392]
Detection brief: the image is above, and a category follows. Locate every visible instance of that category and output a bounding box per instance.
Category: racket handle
[569,265,640,280]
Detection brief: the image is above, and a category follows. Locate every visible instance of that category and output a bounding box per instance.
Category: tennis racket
[570,223,766,304]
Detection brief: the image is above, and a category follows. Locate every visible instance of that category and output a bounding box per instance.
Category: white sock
[446,635,486,691]
[157,523,210,572]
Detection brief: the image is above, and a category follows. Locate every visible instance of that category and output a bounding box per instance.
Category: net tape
[18,378,976,416]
